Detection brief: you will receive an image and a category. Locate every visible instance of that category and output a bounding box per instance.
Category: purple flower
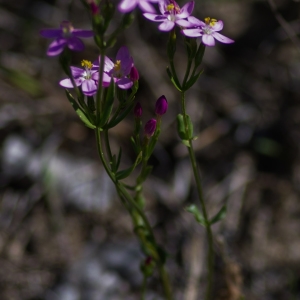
[95,46,134,90]
[143,0,194,32]
[118,0,160,13]
[59,60,98,96]
[144,119,157,137]
[155,95,168,116]
[182,17,234,46]
[134,102,143,118]
[40,21,94,56]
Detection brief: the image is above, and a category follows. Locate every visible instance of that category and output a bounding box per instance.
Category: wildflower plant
[40,0,234,299]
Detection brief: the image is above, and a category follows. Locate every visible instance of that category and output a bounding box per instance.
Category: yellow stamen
[114,60,121,72]
[204,17,217,26]
[167,4,175,11]
[81,60,93,69]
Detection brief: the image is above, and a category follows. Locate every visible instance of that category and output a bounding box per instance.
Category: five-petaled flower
[182,17,234,46]
[95,46,135,90]
[59,60,98,96]
[40,21,94,56]
[118,0,160,13]
[143,0,194,32]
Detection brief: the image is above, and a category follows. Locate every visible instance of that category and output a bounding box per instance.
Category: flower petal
[187,16,205,27]
[118,0,138,13]
[72,29,94,38]
[116,46,133,75]
[177,1,194,19]
[182,28,202,37]
[212,20,224,32]
[158,20,175,31]
[47,39,67,56]
[202,34,215,46]
[139,0,156,13]
[67,36,85,51]
[40,29,62,38]
[81,80,97,96]
[59,78,83,88]
[158,0,167,15]
[116,78,133,90]
[175,19,192,28]
[98,72,112,87]
[143,13,165,22]
[70,66,84,78]
[212,32,234,44]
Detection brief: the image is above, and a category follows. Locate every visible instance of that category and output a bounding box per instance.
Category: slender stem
[182,58,193,89]
[96,50,105,124]
[141,275,147,300]
[104,129,113,162]
[180,91,214,300]
[95,127,172,300]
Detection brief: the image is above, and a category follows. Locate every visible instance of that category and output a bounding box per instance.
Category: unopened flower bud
[155,95,168,116]
[87,0,100,15]
[134,102,142,118]
[130,66,139,82]
[144,119,157,137]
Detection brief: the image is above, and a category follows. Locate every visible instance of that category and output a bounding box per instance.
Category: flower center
[60,21,73,37]
[166,1,180,14]
[113,60,122,77]
[81,60,93,79]
[204,17,217,27]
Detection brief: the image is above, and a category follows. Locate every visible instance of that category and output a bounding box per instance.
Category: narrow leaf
[210,205,227,225]
[116,151,142,180]
[186,204,206,227]
[65,90,96,129]
[99,78,115,127]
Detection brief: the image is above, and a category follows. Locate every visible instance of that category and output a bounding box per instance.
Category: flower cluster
[119,0,234,46]
[58,46,137,95]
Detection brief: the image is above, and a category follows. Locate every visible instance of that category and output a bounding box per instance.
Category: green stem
[96,50,105,125]
[180,91,214,300]
[95,127,172,300]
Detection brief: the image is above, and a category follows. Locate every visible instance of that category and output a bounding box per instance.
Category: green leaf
[138,165,153,184]
[106,100,135,128]
[177,114,187,140]
[186,205,206,227]
[166,66,182,91]
[195,42,206,68]
[176,114,193,141]
[100,78,115,127]
[210,205,227,225]
[65,90,96,129]
[184,69,203,90]
[116,147,122,171]
[116,151,142,180]
[184,37,197,59]
[181,139,190,147]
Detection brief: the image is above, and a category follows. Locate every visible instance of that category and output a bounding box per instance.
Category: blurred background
[1,0,300,299]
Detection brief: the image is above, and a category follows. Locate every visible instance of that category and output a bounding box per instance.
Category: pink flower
[40,21,93,56]
[182,17,234,46]
[95,46,135,90]
[118,0,160,13]
[143,0,194,32]
[59,60,98,96]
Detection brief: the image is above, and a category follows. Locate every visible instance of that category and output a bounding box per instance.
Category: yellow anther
[81,60,93,69]
[204,17,217,26]
[167,4,174,11]
[114,60,121,72]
